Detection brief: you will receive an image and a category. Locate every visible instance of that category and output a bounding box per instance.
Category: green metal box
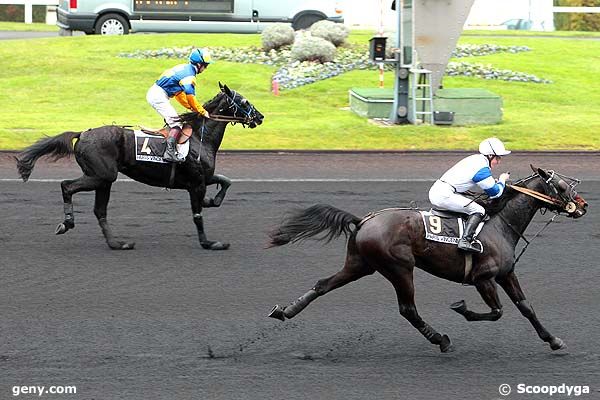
[348,88,394,119]
[349,87,503,125]
[434,88,503,125]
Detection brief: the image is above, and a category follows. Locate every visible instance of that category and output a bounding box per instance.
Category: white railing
[553,6,600,14]
[0,0,59,24]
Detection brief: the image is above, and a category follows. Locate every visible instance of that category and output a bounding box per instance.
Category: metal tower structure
[389,0,475,124]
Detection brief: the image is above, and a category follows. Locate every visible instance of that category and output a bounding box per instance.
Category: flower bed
[120,44,551,91]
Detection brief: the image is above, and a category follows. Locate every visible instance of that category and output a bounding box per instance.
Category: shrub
[291,35,336,63]
[309,20,350,47]
[0,5,47,22]
[261,23,295,51]
[554,0,600,31]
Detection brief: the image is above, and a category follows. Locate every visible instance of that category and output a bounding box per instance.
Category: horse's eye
[240,99,248,106]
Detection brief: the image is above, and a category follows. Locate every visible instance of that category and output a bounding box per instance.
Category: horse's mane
[174,91,224,129]
[476,172,548,216]
[176,111,204,130]
[475,183,521,216]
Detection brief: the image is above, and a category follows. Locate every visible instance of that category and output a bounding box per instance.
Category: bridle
[508,171,582,215]
[208,90,256,126]
[500,171,583,269]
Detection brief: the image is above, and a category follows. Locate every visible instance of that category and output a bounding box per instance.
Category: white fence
[553,6,600,14]
[0,0,59,24]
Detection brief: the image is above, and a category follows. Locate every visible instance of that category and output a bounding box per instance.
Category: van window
[133,0,234,13]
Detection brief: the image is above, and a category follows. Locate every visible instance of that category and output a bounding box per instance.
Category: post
[389,0,409,124]
[24,0,33,23]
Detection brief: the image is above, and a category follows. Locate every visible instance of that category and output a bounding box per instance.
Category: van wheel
[95,13,129,35]
[292,14,324,30]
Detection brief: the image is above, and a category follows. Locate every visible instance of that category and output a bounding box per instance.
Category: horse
[15,83,263,251]
[267,166,588,352]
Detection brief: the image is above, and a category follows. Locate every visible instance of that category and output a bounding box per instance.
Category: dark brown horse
[267,166,588,352]
[16,83,263,250]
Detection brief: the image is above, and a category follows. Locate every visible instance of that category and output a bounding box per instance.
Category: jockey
[429,137,511,252]
[146,48,213,162]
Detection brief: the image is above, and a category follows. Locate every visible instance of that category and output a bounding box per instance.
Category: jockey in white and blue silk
[429,137,511,252]
[146,48,213,163]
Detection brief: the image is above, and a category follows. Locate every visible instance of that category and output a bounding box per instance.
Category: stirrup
[163,150,185,163]
[457,239,482,253]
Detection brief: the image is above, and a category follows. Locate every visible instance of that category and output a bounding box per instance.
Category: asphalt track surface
[1,152,599,400]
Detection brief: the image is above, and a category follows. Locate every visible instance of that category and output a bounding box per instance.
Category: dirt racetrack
[1,151,598,400]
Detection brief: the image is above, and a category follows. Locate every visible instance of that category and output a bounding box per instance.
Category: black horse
[16,83,263,250]
[267,166,588,352]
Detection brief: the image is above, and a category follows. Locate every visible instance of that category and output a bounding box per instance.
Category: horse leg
[269,235,375,321]
[385,268,454,353]
[93,184,135,250]
[498,271,565,350]
[189,186,230,250]
[56,175,107,235]
[202,174,232,208]
[450,279,503,321]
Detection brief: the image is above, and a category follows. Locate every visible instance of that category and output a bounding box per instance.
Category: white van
[57,0,343,35]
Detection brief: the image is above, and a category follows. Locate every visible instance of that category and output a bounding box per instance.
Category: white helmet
[479,137,511,156]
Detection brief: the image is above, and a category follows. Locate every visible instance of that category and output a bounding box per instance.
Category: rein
[507,184,563,207]
[498,212,557,270]
[500,178,565,269]
[208,114,250,124]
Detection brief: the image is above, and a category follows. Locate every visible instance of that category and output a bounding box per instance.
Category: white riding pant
[429,180,486,215]
[146,84,181,129]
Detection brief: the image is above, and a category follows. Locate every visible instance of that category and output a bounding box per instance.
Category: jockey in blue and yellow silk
[146,48,213,163]
[429,137,511,252]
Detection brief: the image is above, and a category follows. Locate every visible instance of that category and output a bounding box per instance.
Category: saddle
[429,208,466,219]
[139,125,193,144]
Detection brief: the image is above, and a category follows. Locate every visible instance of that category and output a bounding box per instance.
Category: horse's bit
[209,91,255,126]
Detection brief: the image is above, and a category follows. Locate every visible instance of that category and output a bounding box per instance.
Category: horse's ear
[537,168,549,179]
[530,164,537,173]
[223,84,233,96]
[219,81,224,91]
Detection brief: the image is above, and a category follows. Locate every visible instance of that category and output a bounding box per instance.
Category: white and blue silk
[429,154,505,215]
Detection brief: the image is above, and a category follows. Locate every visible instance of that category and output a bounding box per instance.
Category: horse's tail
[16,131,81,182]
[267,204,361,248]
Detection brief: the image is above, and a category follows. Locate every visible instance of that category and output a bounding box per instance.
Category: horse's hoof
[440,334,454,353]
[450,300,467,314]
[201,241,230,250]
[550,337,566,351]
[108,241,136,250]
[119,242,135,250]
[55,223,68,235]
[202,198,216,208]
[268,305,286,321]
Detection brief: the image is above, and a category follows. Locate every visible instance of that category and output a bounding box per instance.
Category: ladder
[410,68,434,124]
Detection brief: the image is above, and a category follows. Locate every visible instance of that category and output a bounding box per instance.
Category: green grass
[1,30,599,151]
[463,29,600,38]
[0,21,58,31]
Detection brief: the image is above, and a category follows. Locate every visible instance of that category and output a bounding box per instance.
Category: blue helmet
[189,48,213,65]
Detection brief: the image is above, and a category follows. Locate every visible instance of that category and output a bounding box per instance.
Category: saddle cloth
[419,210,484,252]
[133,130,190,164]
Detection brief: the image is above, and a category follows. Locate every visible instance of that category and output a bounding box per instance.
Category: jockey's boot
[163,127,185,163]
[457,213,484,253]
